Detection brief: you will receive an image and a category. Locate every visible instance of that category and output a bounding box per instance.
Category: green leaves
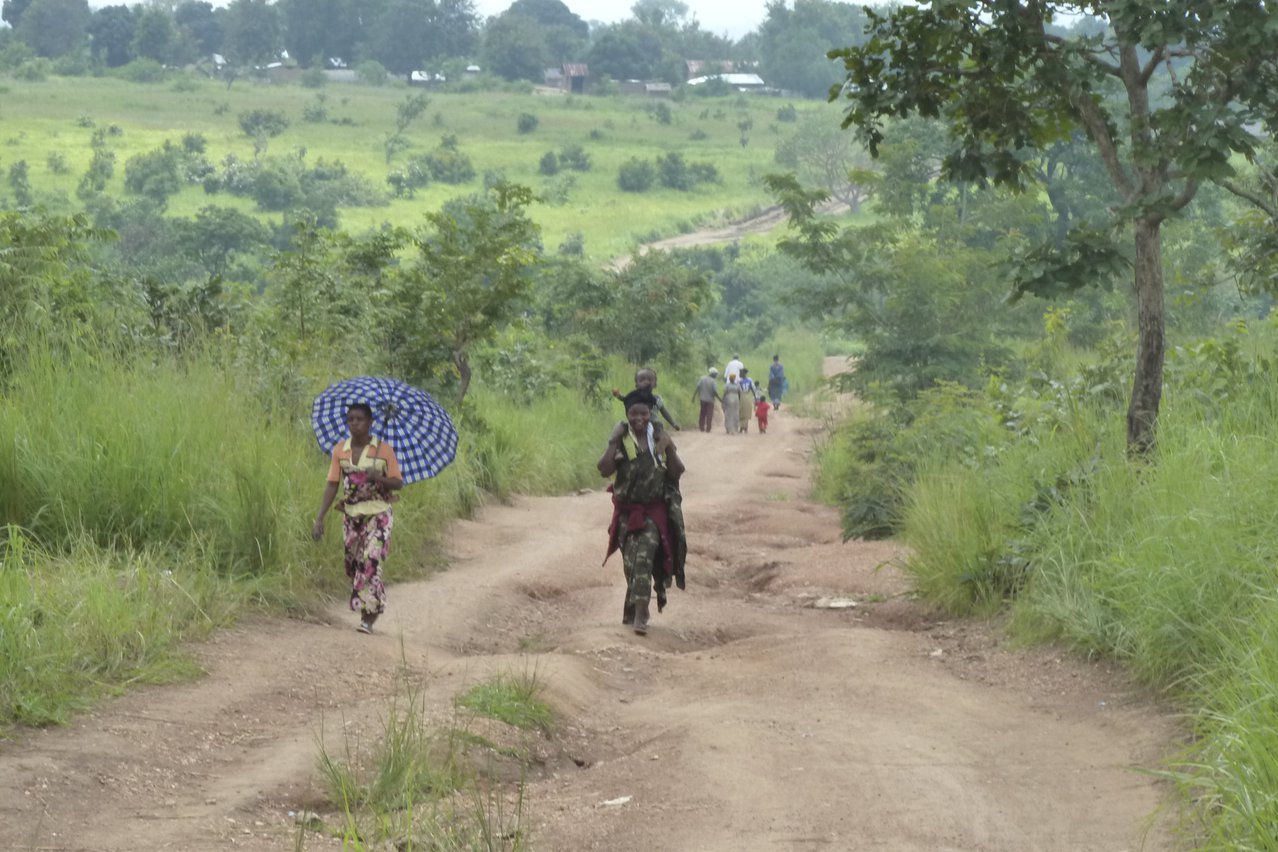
[1007,225,1129,303]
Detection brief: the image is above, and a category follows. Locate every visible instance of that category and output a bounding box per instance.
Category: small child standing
[755,395,771,433]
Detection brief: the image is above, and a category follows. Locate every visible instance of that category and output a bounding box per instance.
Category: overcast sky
[473,0,769,38]
[73,0,769,41]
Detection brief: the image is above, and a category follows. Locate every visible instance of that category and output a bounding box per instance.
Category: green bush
[538,151,559,176]
[617,157,654,192]
[557,143,591,171]
[300,67,327,88]
[355,60,388,85]
[123,144,184,202]
[516,112,538,133]
[115,58,166,83]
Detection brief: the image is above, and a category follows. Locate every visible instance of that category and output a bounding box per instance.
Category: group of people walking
[692,353,786,435]
[314,356,785,641]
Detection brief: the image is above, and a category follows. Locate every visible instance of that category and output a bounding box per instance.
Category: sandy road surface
[0,380,1177,851]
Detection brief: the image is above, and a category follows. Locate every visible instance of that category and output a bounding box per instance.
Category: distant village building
[619,79,672,97]
[687,72,767,92]
[685,59,734,79]
[544,67,564,87]
[562,63,588,94]
[409,70,446,87]
[464,64,481,76]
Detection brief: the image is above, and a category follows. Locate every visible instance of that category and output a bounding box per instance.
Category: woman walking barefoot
[313,403,404,633]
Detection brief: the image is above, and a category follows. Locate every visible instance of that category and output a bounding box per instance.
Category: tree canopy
[830,0,1278,452]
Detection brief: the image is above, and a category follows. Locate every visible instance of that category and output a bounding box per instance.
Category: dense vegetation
[5,1,1278,845]
[0,0,876,96]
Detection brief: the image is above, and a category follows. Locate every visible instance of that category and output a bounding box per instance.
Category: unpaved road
[0,376,1178,851]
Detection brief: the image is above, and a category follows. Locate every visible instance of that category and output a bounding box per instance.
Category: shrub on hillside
[301,68,327,88]
[238,109,289,141]
[115,58,166,83]
[15,58,51,81]
[355,60,388,85]
[557,143,591,172]
[539,151,559,176]
[776,103,798,122]
[416,137,475,184]
[124,144,182,202]
[517,112,539,134]
[617,158,654,192]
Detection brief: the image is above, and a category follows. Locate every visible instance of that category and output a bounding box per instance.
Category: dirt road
[0,382,1177,850]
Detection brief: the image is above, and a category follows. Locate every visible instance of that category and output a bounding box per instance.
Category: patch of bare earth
[0,379,1180,851]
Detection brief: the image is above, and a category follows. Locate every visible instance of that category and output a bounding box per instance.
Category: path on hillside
[610,199,848,271]
[0,359,1177,850]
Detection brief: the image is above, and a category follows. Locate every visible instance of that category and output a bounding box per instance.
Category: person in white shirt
[723,353,744,387]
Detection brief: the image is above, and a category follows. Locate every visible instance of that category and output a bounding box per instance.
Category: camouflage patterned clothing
[604,430,682,607]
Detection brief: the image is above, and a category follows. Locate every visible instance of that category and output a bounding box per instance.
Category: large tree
[173,0,222,59]
[16,0,90,57]
[278,0,359,66]
[220,0,280,67]
[388,182,541,401]
[758,0,870,98]
[831,1,1278,453]
[88,4,139,67]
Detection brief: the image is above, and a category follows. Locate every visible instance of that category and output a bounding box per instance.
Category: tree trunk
[454,349,472,404]
[1126,217,1165,455]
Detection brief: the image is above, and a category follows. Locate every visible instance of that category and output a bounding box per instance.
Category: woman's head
[347,403,374,437]
[625,400,651,431]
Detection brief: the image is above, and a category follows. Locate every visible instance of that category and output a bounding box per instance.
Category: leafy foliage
[386,182,541,401]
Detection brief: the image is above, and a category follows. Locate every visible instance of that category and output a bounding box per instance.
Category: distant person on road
[313,403,405,634]
[724,353,744,388]
[619,367,680,432]
[692,368,721,432]
[600,391,686,636]
[721,373,742,434]
[768,354,786,410]
[755,394,771,433]
[738,367,757,433]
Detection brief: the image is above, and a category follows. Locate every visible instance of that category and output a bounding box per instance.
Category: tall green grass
[312,666,531,851]
[0,340,620,729]
[0,526,240,727]
[895,360,1278,846]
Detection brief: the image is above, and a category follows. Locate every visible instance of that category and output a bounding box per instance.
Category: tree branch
[1217,178,1278,218]
[1169,178,1201,212]
[1140,46,1166,86]
[1067,89,1134,198]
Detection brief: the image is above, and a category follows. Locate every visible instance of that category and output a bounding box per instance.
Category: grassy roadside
[0,341,618,732]
[832,321,1278,848]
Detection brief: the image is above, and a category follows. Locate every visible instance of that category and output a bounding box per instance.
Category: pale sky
[473,0,770,39]
[74,0,769,41]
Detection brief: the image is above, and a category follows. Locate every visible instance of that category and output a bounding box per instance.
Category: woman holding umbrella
[313,403,404,634]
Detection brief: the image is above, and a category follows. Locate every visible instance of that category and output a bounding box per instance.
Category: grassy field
[1,74,830,259]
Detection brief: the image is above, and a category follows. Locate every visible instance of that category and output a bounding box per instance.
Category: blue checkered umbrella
[311,376,458,483]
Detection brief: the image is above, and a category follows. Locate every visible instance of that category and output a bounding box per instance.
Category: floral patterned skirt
[343,510,392,616]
